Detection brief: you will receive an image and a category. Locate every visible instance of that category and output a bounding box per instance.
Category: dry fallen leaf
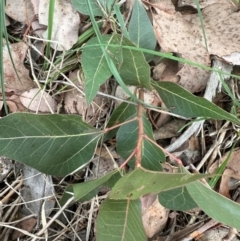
[0,157,13,182]
[20,88,57,113]
[5,0,35,23]
[5,14,10,26]
[219,149,240,199]
[141,194,169,238]
[3,42,34,93]
[150,0,176,14]
[39,0,80,51]
[198,226,235,241]
[152,1,240,93]
[64,70,110,125]
[153,59,180,83]
[152,8,210,93]
[64,87,110,125]
[153,119,186,139]
[11,215,37,240]
[7,94,27,112]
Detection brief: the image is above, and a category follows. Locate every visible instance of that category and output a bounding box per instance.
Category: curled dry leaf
[3,42,34,93]
[39,0,80,51]
[20,88,57,113]
[141,194,169,238]
[5,0,34,23]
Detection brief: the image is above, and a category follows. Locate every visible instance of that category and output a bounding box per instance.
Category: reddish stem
[104,116,138,133]
[120,150,136,169]
[135,89,144,168]
[144,134,183,166]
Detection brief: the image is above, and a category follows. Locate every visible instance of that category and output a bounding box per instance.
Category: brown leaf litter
[152,0,240,93]
[3,0,240,240]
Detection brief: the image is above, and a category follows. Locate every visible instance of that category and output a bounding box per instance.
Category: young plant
[2,1,240,240]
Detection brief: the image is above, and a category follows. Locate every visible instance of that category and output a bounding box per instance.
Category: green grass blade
[113,3,130,39]
[82,43,240,81]
[43,0,55,70]
[85,1,155,109]
[219,73,240,108]
[209,143,236,188]
[0,2,8,114]
[194,0,208,52]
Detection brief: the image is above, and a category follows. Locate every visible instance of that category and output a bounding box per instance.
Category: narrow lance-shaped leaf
[73,170,121,202]
[60,170,121,205]
[109,166,213,200]
[96,198,147,241]
[118,37,152,89]
[152,81,240,125]
[128,0,156,61]
[187,180,240,230]
[0,113,102,176]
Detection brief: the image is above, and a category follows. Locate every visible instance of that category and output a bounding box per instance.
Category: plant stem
[104,116,138,132]
[144,135,183,166]
[135,89,144,167]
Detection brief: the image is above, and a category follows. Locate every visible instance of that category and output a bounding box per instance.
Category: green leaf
[152,81,240,125]
[82,34,152,103]
[118,37,152,89]
[187,181,240,230]
[128,0,156,61]
[59,185,74,206]
[209,144,235,188]
[104,101,137,141]
[97,0,115,14]
[60,170,122,205]
[73,170,121,202]
[116,114,165,171]
[82,35,120,103]
[109,167,212,200]
[0,113,102,176]
[159,186,198,211]
[96,198,147,241]
[72,0,103,16]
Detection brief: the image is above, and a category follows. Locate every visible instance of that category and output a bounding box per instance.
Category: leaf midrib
[0,131,102,140]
